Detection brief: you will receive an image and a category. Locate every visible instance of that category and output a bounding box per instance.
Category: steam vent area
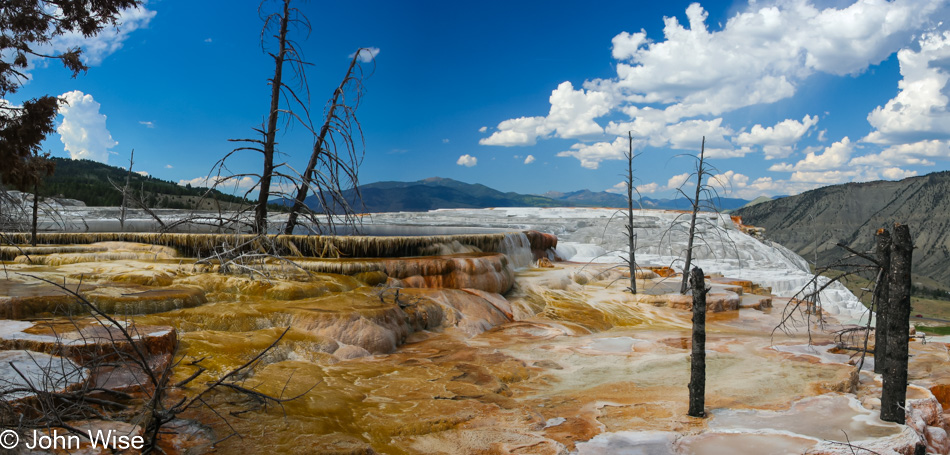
[1,207,949,454]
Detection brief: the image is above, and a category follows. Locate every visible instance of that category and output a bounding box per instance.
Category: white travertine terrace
[362,207,870,323]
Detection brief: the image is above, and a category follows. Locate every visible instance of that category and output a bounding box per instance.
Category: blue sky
[11,0,950,199]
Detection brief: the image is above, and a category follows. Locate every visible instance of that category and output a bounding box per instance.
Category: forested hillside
[35,158,248,209]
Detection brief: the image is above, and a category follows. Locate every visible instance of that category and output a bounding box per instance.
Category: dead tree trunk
[688,266,708,418]
[680,137,706,294]
[120,149,134,231]
[873,229,892,374]
[0,177,5,230]
[625,131,637,294]
[23,151,54,244]
[283,50,361,235]
[30,180,38,246]
[881,223,912,423]
[254,0,291,235]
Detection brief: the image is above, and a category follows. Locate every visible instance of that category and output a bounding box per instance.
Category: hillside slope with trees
[36,157,248,209]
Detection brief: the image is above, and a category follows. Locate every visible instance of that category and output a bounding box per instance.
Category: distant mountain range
[543,188,751,211]
[638,195,752,211]
[543,189,628,207]
[295,177,564,212]
[292,177,753,213]
[734,171,950,286]
[17,157,755,215]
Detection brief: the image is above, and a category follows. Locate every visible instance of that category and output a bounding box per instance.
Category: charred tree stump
[881,223,912,423]
[873,229,892,374]
[688,266,708,418]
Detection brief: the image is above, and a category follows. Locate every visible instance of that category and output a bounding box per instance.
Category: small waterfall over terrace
[500,232,533,270]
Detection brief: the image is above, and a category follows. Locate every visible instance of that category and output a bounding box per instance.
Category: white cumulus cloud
[350,47,380,62]
[667,172,691,190]
[606,181,628,194]
[481,0,943,175]
[709,170,750,191]
[457,154,477,167]
[700,170,777,199]
[706,172,824,199]
[57,90,117,163]
[789,169,868,184]
[481,81,611,146]
[545,81,612,138]
[769,137,853,172]
[881,167,919,179]
[179,175,257,191]
[524,155,536,164]
[849,140,946,167]
[636,182,659,194]
[735,115,819,159]
[556,136,637,169]
[865,32,950,145]
[584,117,741,168]
[479,116,547,146]
[664,118,741,158]
[697,168,859,199]
[602,0,938,122]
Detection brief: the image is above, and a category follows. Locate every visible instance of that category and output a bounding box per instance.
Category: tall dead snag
[282,48,370,235]
[873,229,892,374]
[254,0,291,235]
[688,266,708,418]
[680,137,706,294]
[30,179,39,245]
[119,149,134,231]
[881,223,913,423]
[624,131,637,294]
[222,0,317,235]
